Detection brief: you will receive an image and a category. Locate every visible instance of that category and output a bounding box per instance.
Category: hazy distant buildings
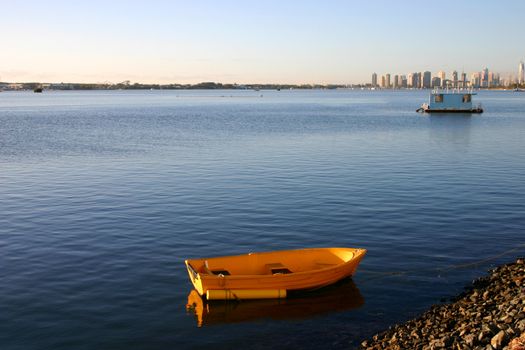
[369,65,507,89]
[519,61,524,85]
[372,72,378,87]
[503,75,514,87]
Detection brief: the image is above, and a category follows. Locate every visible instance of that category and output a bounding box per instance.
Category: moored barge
[417,89,483,113]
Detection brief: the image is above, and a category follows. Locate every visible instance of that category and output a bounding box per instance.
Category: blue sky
[1,0,524,83]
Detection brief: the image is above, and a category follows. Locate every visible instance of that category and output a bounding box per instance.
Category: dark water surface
[1,89,524,349]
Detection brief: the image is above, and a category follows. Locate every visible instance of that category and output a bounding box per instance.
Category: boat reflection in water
[186,278,364,327]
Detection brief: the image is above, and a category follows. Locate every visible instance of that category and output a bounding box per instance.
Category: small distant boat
[185,247,367,300]
[417,89,483,113]
[33,87,43,93]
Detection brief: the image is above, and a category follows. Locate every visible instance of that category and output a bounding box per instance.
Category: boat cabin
[429,91,473,110]
[418,89,483,113]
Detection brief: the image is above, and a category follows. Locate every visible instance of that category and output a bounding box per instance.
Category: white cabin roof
[430,88,476,95]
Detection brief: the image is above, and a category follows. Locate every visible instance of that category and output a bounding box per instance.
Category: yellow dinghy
[185,247,366,300]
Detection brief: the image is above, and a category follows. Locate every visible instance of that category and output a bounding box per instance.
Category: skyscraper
[482,68,489,88]
[422,71,431,88]
[381,75,386,88]
[415,72,421,88]
[488,72,500,87]
[385,74,391,88]
[519,61,524,85]
[394,74,399,89]
[461,72,467,88]
[488,72,494,87]
[471,72,481,88]
[438,71,446,88]
[452,71,458,88]
[400,75,407,88]
[372,72,378,87]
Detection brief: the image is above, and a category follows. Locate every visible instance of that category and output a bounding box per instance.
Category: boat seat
[203,261,230,275]
[266,263,293,275]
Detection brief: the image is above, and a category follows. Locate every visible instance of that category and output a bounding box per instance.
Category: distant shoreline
[1,81,524,92]
[0,82,346,92]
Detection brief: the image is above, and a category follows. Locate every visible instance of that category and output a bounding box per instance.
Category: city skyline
[370,65,522,89]
[1,1,525,84]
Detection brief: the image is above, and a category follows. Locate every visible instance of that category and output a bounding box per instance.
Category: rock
[465,334,476,346]
[390,333,398,343]
[491,330,506,349]
[508,333,525,350]
[429,338,445,348]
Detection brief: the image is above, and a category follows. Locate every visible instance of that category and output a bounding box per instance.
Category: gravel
[360,258,525,350]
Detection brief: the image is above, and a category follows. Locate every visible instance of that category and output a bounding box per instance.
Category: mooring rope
[358,243,525,284]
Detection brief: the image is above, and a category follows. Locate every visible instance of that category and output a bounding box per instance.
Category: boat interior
[186,248,359,276]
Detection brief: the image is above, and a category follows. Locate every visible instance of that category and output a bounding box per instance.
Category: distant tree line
[0,81,351,91]
[3,81,522,91]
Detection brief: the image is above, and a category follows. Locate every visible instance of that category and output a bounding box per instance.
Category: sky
[1,0,525,84]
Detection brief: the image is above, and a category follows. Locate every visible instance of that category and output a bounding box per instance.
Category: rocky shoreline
[361,258,525,350]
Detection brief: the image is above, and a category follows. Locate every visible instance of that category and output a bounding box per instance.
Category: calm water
[1,89,524,349]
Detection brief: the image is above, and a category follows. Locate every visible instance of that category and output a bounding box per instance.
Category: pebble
[491,330,506,349]
[361,258,525,349]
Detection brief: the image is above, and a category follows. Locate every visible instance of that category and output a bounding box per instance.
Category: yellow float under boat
[186,278,364,327]
[185,247,366,300]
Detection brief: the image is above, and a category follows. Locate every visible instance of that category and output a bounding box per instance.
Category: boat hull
[422,108,483,114]
[185,247,366,298]
[186,278,364,326]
